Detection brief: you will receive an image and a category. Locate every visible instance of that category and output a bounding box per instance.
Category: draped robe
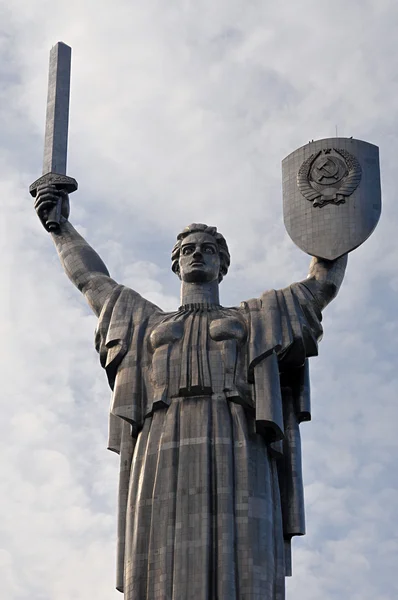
[95,282,323,599]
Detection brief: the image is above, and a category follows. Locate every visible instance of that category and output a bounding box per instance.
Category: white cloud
[1,0,398,598]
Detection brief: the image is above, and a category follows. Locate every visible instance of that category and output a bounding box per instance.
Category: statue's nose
[193,248,203,259]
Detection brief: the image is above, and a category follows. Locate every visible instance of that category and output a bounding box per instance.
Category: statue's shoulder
[239,283,315,313]
[104,284,165,320]
[239,289,278,313]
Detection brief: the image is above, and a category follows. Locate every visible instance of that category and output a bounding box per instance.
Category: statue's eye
[203,245,215,254]
[182,246,194,255]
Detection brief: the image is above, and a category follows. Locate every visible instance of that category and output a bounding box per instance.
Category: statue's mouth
[190,261,205,267]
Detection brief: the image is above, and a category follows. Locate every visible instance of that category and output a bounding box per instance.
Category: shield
[282,137,381,260]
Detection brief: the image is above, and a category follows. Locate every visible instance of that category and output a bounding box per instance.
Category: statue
[31,44,381,600]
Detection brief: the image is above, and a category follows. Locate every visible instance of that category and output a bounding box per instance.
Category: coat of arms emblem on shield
[297,148,362,208]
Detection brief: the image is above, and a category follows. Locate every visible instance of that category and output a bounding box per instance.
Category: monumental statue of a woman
[34,183,347,600]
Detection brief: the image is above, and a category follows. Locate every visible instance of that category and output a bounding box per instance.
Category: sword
[29,42,78,231]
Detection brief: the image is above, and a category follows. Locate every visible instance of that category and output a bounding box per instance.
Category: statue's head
[171,223,230,284]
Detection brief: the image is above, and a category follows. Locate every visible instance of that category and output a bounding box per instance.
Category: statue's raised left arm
[301,254,348,311]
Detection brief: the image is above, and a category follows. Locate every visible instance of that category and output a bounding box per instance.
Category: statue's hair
[171,223,230,282]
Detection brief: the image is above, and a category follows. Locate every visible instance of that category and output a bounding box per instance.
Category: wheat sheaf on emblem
[297,148,362,207]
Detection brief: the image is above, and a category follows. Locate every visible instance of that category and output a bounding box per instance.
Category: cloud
[1,0,398,598]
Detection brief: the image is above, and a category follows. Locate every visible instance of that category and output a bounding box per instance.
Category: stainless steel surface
[282,137,381,260]
[43,42,71,176]
[38,215,347,598]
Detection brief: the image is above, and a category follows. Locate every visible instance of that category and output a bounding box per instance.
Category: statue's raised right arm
[35,185,118,316]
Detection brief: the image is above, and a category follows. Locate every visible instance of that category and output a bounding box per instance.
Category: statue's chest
[148,307,248,398]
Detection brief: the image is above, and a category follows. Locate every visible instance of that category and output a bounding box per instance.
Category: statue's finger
[35,191,61,204]
[34,197,55,209]
[35,199,58,212]
[37,184,58,195]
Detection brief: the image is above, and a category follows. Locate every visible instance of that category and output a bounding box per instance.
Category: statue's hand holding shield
[282,138,381,260]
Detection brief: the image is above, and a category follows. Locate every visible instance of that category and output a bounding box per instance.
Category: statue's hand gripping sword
[29,42,78,231]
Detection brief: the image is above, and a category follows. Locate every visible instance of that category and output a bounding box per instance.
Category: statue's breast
[209,315,247,344]
[149,309,247,352]
[149,319,184,351]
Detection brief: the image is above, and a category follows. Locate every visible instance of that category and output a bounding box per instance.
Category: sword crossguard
[29,172,78,197]
[29,172,78,232]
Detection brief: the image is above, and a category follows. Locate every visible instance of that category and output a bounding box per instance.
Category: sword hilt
[29,172,78,231]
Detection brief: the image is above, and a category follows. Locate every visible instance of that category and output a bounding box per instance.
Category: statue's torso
[147,304,252,405]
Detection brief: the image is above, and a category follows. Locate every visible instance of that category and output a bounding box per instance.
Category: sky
[1,0,398,598]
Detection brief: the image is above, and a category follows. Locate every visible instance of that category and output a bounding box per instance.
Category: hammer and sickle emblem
[314,157,339,181]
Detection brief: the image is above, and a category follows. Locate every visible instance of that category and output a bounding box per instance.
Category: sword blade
[42,42,71,175]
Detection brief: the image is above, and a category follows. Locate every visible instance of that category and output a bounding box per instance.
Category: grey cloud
[1,0,398,598]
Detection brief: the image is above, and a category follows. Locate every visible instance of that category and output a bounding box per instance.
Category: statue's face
[179,232,221,284]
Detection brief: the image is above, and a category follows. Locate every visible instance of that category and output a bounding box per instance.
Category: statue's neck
[180,280,220,306]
